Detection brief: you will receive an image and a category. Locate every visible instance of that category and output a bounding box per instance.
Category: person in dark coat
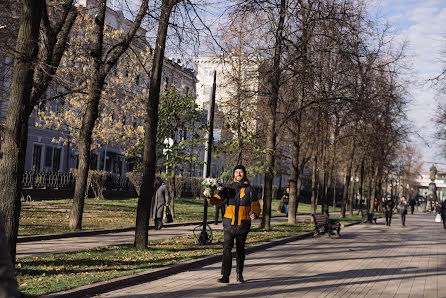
[440,200,446,230]
[384,196,395,226]
[214,196,226,225]
[152,177,169,230]
[282,187,290,217]
[408,197,416,214]
[398,196,408,226]
[207,165,261,284]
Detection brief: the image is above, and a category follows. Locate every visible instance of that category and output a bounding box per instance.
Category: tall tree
[135,0,183,249]
[261,0,286,229]
[69,0,149,230]
[0,0,77,262]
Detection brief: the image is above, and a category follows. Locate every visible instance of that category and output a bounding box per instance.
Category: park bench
[312,213,341,237]
[360,208,377,224]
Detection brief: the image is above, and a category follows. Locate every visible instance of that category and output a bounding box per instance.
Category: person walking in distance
[408,197,416,215]
[398,196,408,226]
[440,200,446,230]
[151,177,169,230]
[282,187,290,217]
[384,196,395,226]
[214,197,226,225]
[206,165,261,283]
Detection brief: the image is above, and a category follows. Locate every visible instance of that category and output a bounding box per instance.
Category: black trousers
[214,204,226,224]
[222,231,248,277]
[385,212,392,225]
[154,218,163,230]
[410,206,414,214]
[401,213,406,225]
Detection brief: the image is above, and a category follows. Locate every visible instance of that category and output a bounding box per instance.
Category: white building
[415,174,446,202]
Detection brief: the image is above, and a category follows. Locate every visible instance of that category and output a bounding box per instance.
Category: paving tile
[86,212,446,297]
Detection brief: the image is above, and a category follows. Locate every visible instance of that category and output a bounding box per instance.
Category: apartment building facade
[0,0,196,176]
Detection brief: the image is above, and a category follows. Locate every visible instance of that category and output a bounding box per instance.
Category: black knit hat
[233,165,247,177]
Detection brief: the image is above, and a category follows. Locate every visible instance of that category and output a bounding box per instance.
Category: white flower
[201,178,219,198]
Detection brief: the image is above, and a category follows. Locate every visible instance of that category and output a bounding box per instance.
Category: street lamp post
[196,70,217,245]
[390,176,394,199]
[163,138,173,175]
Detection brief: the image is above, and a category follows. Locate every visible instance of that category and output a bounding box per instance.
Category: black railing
[22,171,74,189]
[21,171,134,191]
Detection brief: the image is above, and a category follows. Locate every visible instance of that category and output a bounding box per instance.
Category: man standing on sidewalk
[207,165,261,284]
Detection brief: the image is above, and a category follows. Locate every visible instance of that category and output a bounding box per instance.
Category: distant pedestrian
[398,196,408,226]
[206,165,261,284]
[214,200,226,225]
[282,187,290,217]
[435,201,441,214]
[384,196,395,226]
[409,197,416,214]
[152,177,169,230]
[440,201,446,230]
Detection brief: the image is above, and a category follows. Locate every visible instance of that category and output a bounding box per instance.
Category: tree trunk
[370,162,379,214]
[358,155,365,214]
[261,0,286,229]
[69,0,148,231]
[341,143,355,218]
[69,79,105,230]
[135,0,178,248]
[311,152,318,216]
[331,126,339,209]
[0,0,42,262]
[69,0,107,230]
[0,213,20,297]
[288,139,300,224]
[171,174,176,218]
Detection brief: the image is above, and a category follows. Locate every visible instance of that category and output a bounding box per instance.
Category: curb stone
[41,220,361,298]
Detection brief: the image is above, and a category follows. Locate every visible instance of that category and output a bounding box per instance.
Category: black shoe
[236,273,245,283]
[218,276,229,283]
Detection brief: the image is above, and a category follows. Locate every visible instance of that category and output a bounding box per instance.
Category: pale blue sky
[124,0,446,171]
[373,0,446,171]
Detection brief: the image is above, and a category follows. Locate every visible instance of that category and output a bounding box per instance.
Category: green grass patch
[20,196,337,236]
[16,223,313,296]
[19,197,216,236]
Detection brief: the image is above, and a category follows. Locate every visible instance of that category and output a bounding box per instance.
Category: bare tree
[0,0,77,262]
[69,0,149,231]
[135,0,183,249]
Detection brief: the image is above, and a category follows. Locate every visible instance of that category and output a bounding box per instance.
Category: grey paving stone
[95,212,445,298]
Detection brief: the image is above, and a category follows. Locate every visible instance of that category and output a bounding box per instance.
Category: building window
[53,148,61,172]
[90,153,98,170]
[32,145,42,172]
[203,85,212,95]
[44,146,54,168]
[205,67,213,77]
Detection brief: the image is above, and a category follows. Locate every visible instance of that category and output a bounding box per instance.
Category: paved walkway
[17,216,298,258]
[96,212,446,298]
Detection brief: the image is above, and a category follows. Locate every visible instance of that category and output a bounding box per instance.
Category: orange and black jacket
[207,179,261,234]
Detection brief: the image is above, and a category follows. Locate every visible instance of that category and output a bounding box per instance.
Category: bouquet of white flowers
[201,177,218,198]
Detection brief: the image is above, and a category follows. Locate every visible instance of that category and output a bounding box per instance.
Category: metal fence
[21,171,134,191]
